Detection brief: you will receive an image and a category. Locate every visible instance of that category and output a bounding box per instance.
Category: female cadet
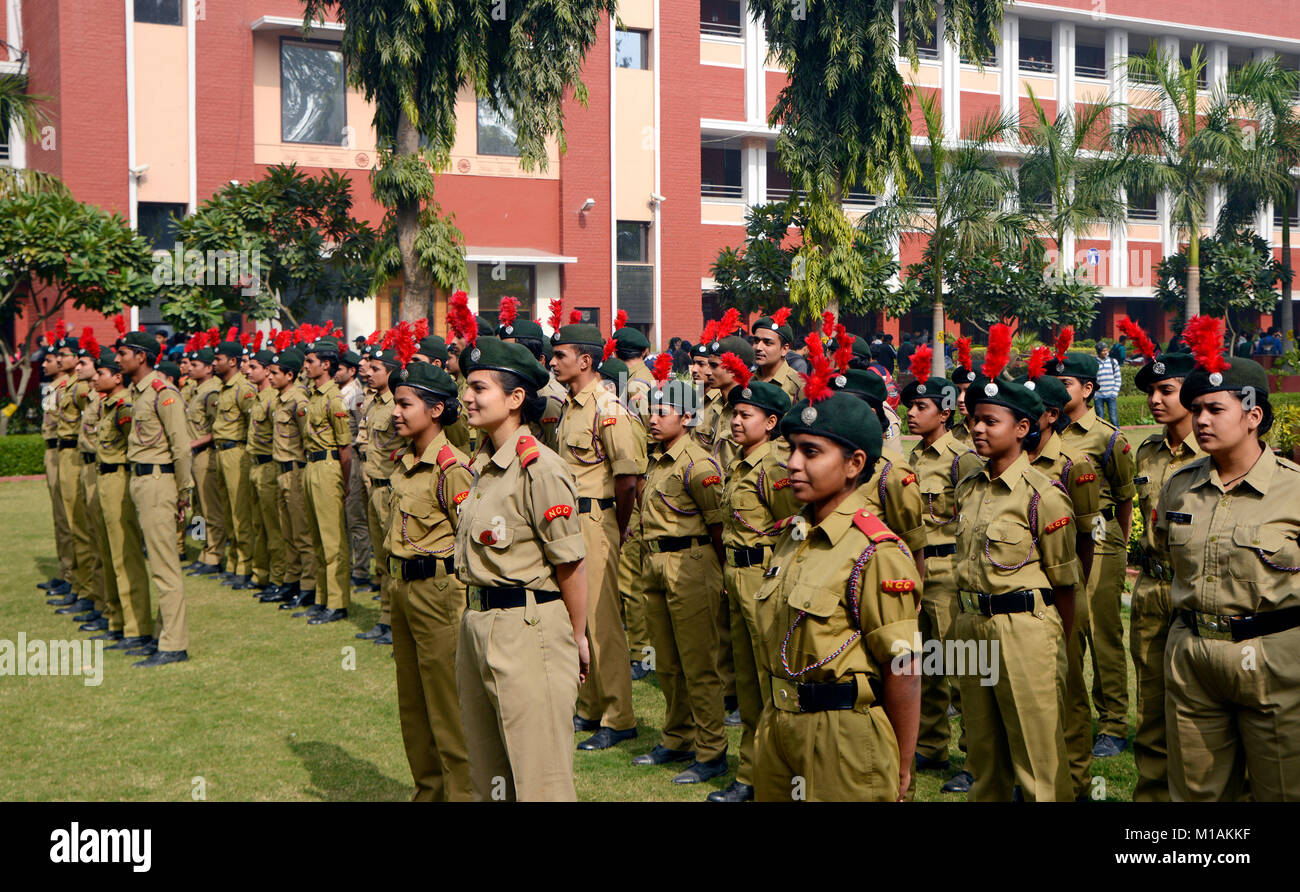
[387,349,474,802]
[454,336,589,802]
[953,324,1080,802]
[1156,316,1300,802]
[752,337,922,802]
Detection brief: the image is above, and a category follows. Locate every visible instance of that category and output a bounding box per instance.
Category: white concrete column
[1054,21,1076,120]
[1106,29,1128,128]
[1158,36,1180,256]
[1208,41,1229,93]
[741,0,766,124]
[938,4,961,143]
[1000,14,1019,124]
[742,138,764,206]
[883,172,900,288]
[1255,48,1278,242]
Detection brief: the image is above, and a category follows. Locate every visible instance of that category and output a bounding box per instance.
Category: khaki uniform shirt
[1029,434,1102,534]
[212,372,256,442]
[272,385,310,463]
[955,451,1082,595]
[721,440,801,550]
[77,389,102,454]
[710,397,742,471]
[1134,431,1203,559]
[951,416,973,445]
[558,377,646,499]
[341,378,364,443]
[455,428,585,590]
[304,379,350,452]
[42,373,67,438]
[186,377,220,441]
[693,389,723,451]
[1155,447,1300,616]
[56,374,91,439]
[758,360,803,406]
[387,434,472,560]
[95,390,132,463]
[624,360,655,438]
[754,489,920,692]
[362,388,406,481]
[881,403,904,455]
[536,376,567,450]
[859,447,926,556]
[639,435,726,540]
[1059,407,1137,550]
[248,386,276,457]
[127,370,193,489]
[909,431,983,549]
[180,378,196,406]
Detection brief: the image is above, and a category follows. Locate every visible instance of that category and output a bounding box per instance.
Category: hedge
[1119,391,1300,427]
[0,433,47,477]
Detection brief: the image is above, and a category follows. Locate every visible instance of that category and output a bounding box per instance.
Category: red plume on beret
[717,307,741,340]
[1116,316,1156,362]
[547,299,563,333]
[614,309,628,332]
[770,306,792,328]
[274,331,293,352]
[225,326,239,343]
[1054,326,1074,361]
[699,319,720,345]
[820,311,836,340]
[981,323,1013,379]
[1184,315,1229,373]
[55,319,67,341]
[393,324,418,368]
[832,324,854,373]
[79,327,99,359]
[801,331,835,403]
[602,338,617,362]
[365,329,381,346]
[414,317,430,341]
[956,336,971,370]
[652,351,673,384]
[447,291,477,347]
[568,309,583,325]
[498,297,519,330]
[239,332,251,348]
[112,313,128,339]
[252,331,264,352]
[1027,345,1052,380]
[720,352,752,390]
[910,344,933,382]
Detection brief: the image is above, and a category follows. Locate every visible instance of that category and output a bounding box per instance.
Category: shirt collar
[1033,432,1064,465]
[488,426,531,470]
[979,451,1031,492]
[568,376,600,408]
[1192,443,1277,496]
[812,487,869,547]
[737,439,771,469]
[132,370,160,395]
[656,434,691,464]
[1067,407,1098,434]
[403,432,449,471]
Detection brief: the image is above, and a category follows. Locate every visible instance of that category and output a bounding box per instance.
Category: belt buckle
[468,587,484,611]
[647,540,660,554]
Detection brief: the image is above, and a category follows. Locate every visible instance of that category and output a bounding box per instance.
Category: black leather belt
[389,555,454,581]
[132,463,175,475]
[80,451,95,464]
[99,463,125,474]
[466,586,562,611]
[307,449,340,462]
[924,543,957,558]
[788,678,859,713]
[1138,553,1173,582]
[252,454,273,465]
[358,448,366,462]
[1101,505,1116,521]
[726,545,766,568]
[578,496,614,513]
[370,477,391,488]
[55,438,77,449]
[44,438,57,449]
[1178,606,1300,642]
[648,534,710,554]
[216,439,241,451]
[192,442,211,454]
[959,588,1053,616]
[279,460,305,472]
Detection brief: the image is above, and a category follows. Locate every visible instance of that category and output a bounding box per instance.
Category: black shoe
[262,582,298,603]
[673,754,729,785]
[632,745,694,766]
[724,694,739,713]
[915,753,951,773]
[706,780,754,802]
[229,575,258,590]
[356,623,388,640]
[90,629,123,642]
[125,640,159,657]
[371,593,381,601]
[187,563,220,576]
[133,649,188,668]
[577,727,638,751]
[351,575,371,589]
[373,629,392,646]
[1092,734,1128,758]
[293,603,325,618]
[630,659,651,681]
[724,709,742,727]
[218,573,242,586]
[56,598,94,615]
[44,580,73,596]
[282,590,315,611]
[573,715,602,733]
[307,608,348,625]
[182,561,204,572]
[47,591,77,607]
[79,617,109,632]
[106,635,151,651]
[73,610,101,623]
[37,577,68,590]
[941,770,973,794]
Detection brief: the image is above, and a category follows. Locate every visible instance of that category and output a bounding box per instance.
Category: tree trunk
[1186,225,1201,319]
[395,110,432,323]
[1282,194,1294,338]
[932,259,946,369]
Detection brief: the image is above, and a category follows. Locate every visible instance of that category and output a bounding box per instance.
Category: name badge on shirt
[763,565,781,579]
[1166,511,1193,525]
[1134,475,1150,485]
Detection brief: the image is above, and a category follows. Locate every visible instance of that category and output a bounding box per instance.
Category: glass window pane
[617,265,654,324]
[617,222,648,262]
[476,265,536,325]
[135,0,182,26]
[477,98,521,156]
[280,42,347,146]
[616,30,649,70]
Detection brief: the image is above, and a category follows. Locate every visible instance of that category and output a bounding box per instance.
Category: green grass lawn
[0,478,1138,801]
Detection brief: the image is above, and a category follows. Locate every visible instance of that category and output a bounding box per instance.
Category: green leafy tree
[300,0,616,321]
[0,73,65,197]
[1156,229,1280,339]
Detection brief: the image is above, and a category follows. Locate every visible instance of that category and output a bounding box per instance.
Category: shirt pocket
[1229,524,1300,586]
[984,519,1034,571]
[563,428,598,462]
[468,516,515,550]
[923,489,955,524]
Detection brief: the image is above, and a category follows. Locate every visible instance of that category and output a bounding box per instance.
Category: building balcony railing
[1274,211,1300,227]
[701,21,742,39]
[765,186,798,202]
[702,183,744,199]
[1020,59,1054,74]
[0,141,9,164]
[1076,63,1107,80]
[1127,207,1159,222]
[913,46,940,63]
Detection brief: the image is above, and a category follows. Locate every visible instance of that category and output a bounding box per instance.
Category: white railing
[701,21,742,39]
[702,182,744,199]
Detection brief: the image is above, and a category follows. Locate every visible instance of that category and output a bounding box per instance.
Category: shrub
[0,434,47,477]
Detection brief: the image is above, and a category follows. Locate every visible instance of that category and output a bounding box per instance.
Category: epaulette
[115,397,126,408]
[852,509,900,543]
[773,515,799,532]
[151,378,167,392]
[517,434,540,469]
[436,444,457,471]
[1277,455,1300,473]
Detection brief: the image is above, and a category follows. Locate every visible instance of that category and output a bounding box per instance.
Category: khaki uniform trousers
[643,547,728,761]
[276,466,316,591]
[366,485,394,626]
[130,468,189,652]
[955,603,1069,802]
[1129,573,1172,801]
[392,571,472,801]
[347,458,371,580]
[575,507,635,730]
[77,463,108,616]
[251,459,285,586]
[1084,532,1129,737]
[97,467,151,638]
[754,695,900,802]
[303,458,350,609]
[45,446,74,580]
[1165,622,1300,802]
[619,533,652,664]
[1063,561,1095,797]
[216,444,254,576]
[722,562,767,787]
[917,555,964,761]
[194,448,226,567]
[456,597,580,801]
[57,447,94,594]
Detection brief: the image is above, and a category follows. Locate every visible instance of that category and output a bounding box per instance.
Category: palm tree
[1118,44,1247,319]
[860,86,1030,361]
[0,72,63,196]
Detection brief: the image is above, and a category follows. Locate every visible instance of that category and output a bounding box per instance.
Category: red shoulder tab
[773,477,791,490]
[517,435,540,468]
[115,397,126,408]
[1074,472,1097,485]
[601,416,617,427]
[901,473,917,486]
[1045,516,1071,534]
[436,445,457,471]
[151,378,166,392]
[852,509,899,542]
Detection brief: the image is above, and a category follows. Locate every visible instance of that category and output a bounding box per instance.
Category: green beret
[613,327,651,351]
[396,360,458,398]
[1049,351,1099,382]
[251,349,276,366]
[417,335,449,363]
[501,319,546,342]
[711,335,755,366]
[552,323,605,349]
[1179,356,1271,408]
[305,337,340,357]
[269,348,304,373]
[156,360,180,380]
[1014,374,1069,411]
[1135,353,1197,393]
[96,347,121,372]
[951,365,977,385]
[598,356,629,384]
[215,340,244,359]
[56,336,79,353]
[650,379,699,416]
[966,373,1043,423]
[340,350,361,369]
[120,330,160,358]
[835,368,887,408]
[728,379,791,418]
[691,340,712,358]
[476,316,495,337]
[461,337,550,391]
[752,316,794,345]
[899,376,958,408]
[781,392,883,460]
[191,347,215,365]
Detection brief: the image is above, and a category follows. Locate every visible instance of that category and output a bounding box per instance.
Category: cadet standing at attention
[1156,316,1300,801]
[900,345,982,791]
[116,331,194,667]
[497,300,565,449]
[53,327,96,616]
[263,344,317,610]
[949,336,977,445]
[954,325,1079,801]
[71,330,108,631]
[752,341,921,802]
[455,337,589,802]
[704,309,751,471]
[750,307,804,405]
[1119,318,1201,802]
[549,305,644,752]
[337,349,373,592]
[212,332,258,589]
[185,340,225,577]
[692,320,723,453]
[38,329,75,600]
[246,344,287,601]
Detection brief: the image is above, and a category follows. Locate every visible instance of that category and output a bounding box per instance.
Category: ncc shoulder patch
[334,410,348,418]
[882,578,916,593]
[453,490,470,505]
[852,509,897,541]
[1074,472,1097,485]
[1123,442,1132,454]
[161,398,175,407]
[1045,516,1071,534]
[773,477,791,490]
[901,473,917,486]
[541,416,560,424]
[150,379,166,392]
[243,392,254,399]
[601,416,617,427]
[701,474,721,487]
[436,445,457,471]
[517,435,540,468]
[543,504,573,522]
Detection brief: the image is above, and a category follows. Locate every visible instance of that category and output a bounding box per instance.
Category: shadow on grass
[289,738,409,801]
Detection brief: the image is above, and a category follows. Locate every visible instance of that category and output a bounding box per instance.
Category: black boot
[56,598,95,615]
[90,629,123,642]
[262,582,298,603]
[282,589,315,611]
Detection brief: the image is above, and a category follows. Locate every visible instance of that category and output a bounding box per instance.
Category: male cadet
[246,344,287,600]
[211,331,258,589]
[38,335,75,600]
[117,331,194,667]
[1048,331,1136,759]
[551,310,646,750]
[611,310,656,418]
[843,337,904,453]
[691,320,722,451]
[71,330,108,630]
[185,340,226,577]
[337,349,373,591]
[705,310,752,470]
[355,335,408,645]
[750,307,804,405]
[263,343,318,610]
[298,336,353,625]
[497,298,566,449]
[949,336,977,445]
[50,326,97,618]
[414,332,471,453]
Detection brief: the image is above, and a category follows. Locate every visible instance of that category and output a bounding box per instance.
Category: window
[137,202,188,251]
[1274,188,1300,227]
[476,97,520,157]
[1127,185,1158,222]
[280,40,347,146]
[1019,21,1053,73]
[701,145,742,199]
[617,222,650,263]
[476,265,536,326]
[1181,48,1209,91]
[700,0,742,38]
[905,160,937,208]
[135,0,182,26]
[1128,36,1158,84]
[617,267,654,327]
[616,29,650,70]
[899,1,939,62]
[1076,44,1107,79]
[960,34,998,67]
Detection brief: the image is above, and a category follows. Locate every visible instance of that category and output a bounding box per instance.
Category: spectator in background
[1268,327,1285,355]
[1095,341,1121,427]
[897,334,915,376]
[1112,335,1127,365]
[1234,332,1253,358]
[872,333,897,374]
